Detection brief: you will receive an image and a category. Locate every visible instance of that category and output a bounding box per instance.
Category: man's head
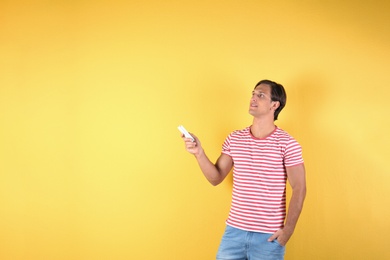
[253,80,286,121]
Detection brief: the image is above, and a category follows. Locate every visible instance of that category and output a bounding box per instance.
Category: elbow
[209,177,223,186]
[293,184,307,202]
[302,185,307,197]
[299,184,307,195]
[209,180,222,186]
[298,186,307,204]
[298,185,307,199]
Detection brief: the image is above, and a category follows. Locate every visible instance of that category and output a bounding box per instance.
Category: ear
[271,101,280,111]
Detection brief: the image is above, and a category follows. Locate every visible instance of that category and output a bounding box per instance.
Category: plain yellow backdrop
[1,0,389,259]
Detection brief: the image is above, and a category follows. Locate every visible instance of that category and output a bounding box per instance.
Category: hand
[267,228,293,247]
[181,133,203,156]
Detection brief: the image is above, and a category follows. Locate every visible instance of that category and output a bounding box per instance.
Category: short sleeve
[284,137,304,167]
[222,134,232,156]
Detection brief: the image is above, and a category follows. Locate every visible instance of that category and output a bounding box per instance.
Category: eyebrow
[252,90,267,95]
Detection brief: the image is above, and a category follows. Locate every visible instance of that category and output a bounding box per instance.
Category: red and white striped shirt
[222,126,304,233]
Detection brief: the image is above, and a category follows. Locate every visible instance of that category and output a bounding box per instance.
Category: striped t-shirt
[222,126,304,233]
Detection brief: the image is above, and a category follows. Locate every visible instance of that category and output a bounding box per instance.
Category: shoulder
[273,127,295,139]
[227,126,251,138]
[272,127,301,146]
[223,127,250,146]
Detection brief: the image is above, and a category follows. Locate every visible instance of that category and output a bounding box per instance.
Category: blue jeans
[216,225,285,260]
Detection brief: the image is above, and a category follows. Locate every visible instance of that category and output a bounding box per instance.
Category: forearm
[181,133,232,186]
[194,151,225,186]
[284,186,306,233]
[268,188,306,246]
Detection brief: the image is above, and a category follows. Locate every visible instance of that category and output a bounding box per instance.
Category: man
[181,79,306,260]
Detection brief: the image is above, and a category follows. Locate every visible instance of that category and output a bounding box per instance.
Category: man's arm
[182,134,233,186]
[195,152,233,186]
[268,163,306,245]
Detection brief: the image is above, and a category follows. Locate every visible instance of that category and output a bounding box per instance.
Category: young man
[181,79,306,260]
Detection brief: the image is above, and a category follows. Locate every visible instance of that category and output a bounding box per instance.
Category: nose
[251,94,256,102]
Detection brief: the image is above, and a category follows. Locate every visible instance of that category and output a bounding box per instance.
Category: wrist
[282,225,295,235]
[194,148,205,159]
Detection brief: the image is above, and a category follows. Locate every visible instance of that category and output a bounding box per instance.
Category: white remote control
[178,125,195,142]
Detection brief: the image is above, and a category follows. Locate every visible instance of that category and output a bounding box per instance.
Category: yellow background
[1,0,389,259]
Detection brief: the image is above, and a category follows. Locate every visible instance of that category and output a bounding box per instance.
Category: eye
[252,91,266,99]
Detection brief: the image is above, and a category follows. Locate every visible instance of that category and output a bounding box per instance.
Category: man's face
[248,83,275,118]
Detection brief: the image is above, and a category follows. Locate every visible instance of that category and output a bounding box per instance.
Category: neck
[250,117,276,139]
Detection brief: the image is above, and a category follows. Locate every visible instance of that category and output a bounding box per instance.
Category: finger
[267,234,277,242]
[185,139,195,144]
[187,141,197,149]
[189,133,198,141]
